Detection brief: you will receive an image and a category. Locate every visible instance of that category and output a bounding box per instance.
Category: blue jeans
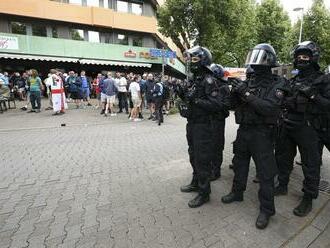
[30,91,41,110]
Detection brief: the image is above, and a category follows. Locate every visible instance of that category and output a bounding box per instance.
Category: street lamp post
[293,7,304,43]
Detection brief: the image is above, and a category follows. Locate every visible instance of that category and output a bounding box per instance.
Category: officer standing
[275,41,330,217]
[178,46,230,208]
[209,64,230,181]
[221,44,286,229]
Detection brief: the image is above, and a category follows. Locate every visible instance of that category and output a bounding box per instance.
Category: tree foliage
[157,0,330,69]
[301,0,330,68]
[255,0,291,63]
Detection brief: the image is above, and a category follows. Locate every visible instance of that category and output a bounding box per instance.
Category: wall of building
[0,0,157,34]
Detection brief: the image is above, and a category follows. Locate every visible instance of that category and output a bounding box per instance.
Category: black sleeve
[313,77,330,111]
[245,84,283,116]
[194,82,231,113]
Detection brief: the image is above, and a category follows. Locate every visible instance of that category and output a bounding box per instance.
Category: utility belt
[282,112,315,129]
[239,123,275,130]
[188,114,225,124]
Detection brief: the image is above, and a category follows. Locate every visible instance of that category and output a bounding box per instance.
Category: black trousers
[118,92,128,112]
[211,120,225,175]
[275,124,321,199]
[318,129,330,165]
[186,121,214,196]
[154,98,163,124]
[232,125,277,216]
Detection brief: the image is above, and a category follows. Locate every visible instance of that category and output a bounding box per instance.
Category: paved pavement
[0,100,329,248]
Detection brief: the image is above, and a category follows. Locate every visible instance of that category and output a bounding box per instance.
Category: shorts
[101,93,107,103]
[146,95,154,104]
[82,88,90,99]
[71,91,82,100]
[132,98,142,108]
[106,95,116,105]
[18,87,25,93]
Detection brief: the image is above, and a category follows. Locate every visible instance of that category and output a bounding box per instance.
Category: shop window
[52,27,58,38]
[86,0,100,7]
[117,0,128,13]
[117,34,128,45]
[88,31,100,43]
[103,0,109,8]
[50,0,69,3]
[132,36,142,47]
[32,25,47,37]
[71,29,85,40]
[69,0,82,5]
[11,22,27,35]
[131,2,142,15]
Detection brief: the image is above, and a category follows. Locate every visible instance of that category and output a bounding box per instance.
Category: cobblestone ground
[0,100,329,248]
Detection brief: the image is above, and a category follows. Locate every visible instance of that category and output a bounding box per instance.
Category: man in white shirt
[129,76,142,121]
[117,72,129,114]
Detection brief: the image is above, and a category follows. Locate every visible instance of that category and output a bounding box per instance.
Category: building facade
[0,0,185,77]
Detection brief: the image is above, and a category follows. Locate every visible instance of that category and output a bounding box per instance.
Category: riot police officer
[209,64,230,181]
[221,44,286,229]
[275,41,330,217]
[178,46,230,208]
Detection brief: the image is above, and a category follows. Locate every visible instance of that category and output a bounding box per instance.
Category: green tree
[301,0,330,69]
[157,0,257,67]
[255,0,291,63]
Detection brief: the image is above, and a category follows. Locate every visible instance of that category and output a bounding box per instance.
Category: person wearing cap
[275,41,330,217]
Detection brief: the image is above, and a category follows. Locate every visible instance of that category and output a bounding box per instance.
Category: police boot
[180,177,198,193]
[221,192,243,204]
[293,195,313,217]
[188,194,210,208]
[274,185,288,196]
[255,212,270,229]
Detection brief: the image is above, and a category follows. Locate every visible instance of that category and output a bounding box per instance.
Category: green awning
[0,53,79,63]
[79,59,152,68]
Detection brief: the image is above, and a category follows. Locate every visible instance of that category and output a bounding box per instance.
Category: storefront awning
[0,53,79,63]
[79,59,152,68]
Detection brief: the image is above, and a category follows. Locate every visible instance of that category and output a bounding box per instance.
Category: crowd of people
[0,69,182,125]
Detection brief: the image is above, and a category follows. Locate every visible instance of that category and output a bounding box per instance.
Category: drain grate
[319,180,330,194]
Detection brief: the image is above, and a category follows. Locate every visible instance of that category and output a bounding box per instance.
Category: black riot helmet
[184,46,212,72]
[292,41,320,64]
[245,43,279,68]
[209,63,225,80]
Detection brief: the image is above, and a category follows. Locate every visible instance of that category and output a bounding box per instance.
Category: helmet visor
[245,49,273,66]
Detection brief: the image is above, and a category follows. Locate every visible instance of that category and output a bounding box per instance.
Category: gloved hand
[231,78,249,96]
[298,85,317,99]
[185,86,197,101]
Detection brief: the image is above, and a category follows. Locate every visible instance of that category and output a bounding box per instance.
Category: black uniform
[183,72,230,194]
[230,72,285,216]
[276,70,330,198]
[209,64,230,180]
[222,43,285,229]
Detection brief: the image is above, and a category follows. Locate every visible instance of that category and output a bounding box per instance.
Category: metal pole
[299,9,303,43]
[162,47,165,76]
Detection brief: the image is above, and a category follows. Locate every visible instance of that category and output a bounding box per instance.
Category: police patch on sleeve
[211,91,218,97]
[206,77,214,85]
[275,89,284,99]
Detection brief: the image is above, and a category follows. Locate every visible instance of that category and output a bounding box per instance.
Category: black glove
[231,78,249,96]
[298,85,317,98]
[185,86,197,101]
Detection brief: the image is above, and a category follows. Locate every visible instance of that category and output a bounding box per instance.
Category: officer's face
[297,54,310,61]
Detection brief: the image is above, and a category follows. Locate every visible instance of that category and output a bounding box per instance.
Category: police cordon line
[177,42,330,230]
